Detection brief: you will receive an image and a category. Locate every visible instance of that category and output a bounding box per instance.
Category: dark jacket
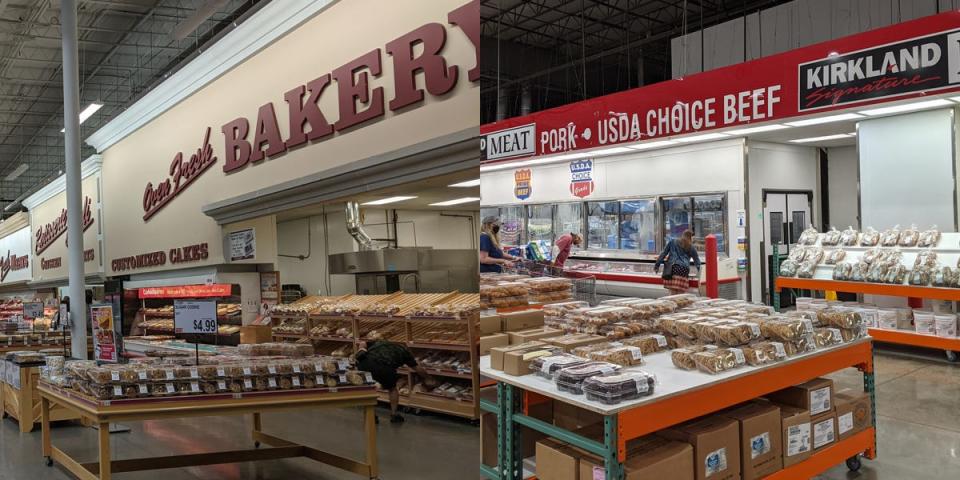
[655,239,701,271]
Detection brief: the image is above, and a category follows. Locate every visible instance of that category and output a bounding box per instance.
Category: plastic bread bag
[832,262,853,281]
[840,227,859,246]
[670,345,717,370]
[860,227,880,246]
[806,247,825,265]
[713,322,762,347]
[797,259,818,279]
[798,226,820,246]
[813,328,843,348]
[909,267,932,286]
[674,319,703,339]
[817,309,863,329]
[824,248,846,265]
[760,318,813,342]
[620,334,668,355]
[778,259,798,277]
[933,266,956,287]
[582,371,657,404]
[914,249,938,269]
[692,348,746,374]
[742,341,787,366]
[587,346,644,367]
[788,246,807,263]
[885,264,908,285]
[899,224,919,247]
[849,262,867,282]
[861,247,881,265]
[917,225,941,248]
[880,225,901,246]
[865,262,888,283]
[821,227,842,246]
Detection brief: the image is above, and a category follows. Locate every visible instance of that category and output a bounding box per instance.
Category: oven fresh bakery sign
[514,169,532,200]
[569,159,594,198]
[35,196,95,255]
[799,28,960,111]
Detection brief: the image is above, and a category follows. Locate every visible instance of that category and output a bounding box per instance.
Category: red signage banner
[138,283,232,299]
[480,11,960,162]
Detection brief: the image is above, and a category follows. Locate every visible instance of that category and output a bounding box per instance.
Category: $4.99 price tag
[174,299,218,334]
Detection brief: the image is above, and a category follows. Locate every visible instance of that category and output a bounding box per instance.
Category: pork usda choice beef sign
[799,29,960,111]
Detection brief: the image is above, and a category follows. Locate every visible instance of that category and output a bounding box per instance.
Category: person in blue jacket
[479,216,520,273]
[654,229,701,295]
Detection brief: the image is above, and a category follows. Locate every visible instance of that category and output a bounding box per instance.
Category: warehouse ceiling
[0,0,267,217]
[481,0,793,124]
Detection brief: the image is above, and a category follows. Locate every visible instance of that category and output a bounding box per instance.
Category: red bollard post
[705,234,719,299]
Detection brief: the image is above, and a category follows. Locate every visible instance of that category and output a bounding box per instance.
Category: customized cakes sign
[514,169,532,200]
[569,159,594,198]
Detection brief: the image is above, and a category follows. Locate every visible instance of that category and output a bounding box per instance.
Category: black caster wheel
[946,350,959,363]
[45,457,53,467]
[846,455,862,472]
[254,441,261,449]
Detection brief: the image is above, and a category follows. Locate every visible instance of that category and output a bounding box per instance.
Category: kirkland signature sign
[799,29,960,111]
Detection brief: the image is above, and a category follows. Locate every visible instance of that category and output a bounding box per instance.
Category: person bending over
[356,340,435,423]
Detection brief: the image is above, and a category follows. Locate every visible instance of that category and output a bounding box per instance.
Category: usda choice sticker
[705,447,727,477]
[751,432,771,459]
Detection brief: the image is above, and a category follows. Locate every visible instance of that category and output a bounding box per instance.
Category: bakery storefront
[0,213,49,326]
[83,0,481,411]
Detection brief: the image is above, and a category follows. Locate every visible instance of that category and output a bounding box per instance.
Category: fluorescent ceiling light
[4,164,28,182]
[784,113,863,127]
[725,124,789,135]
[479,151,593,172]
[858,99,954,116]
[626,140,678,150]
[429,197,481,206]
[589,146,634,156]
[361,196,417,205]
[674,132,730,143]
[448,178,480,187]
[789,134,854,143]
[61,102,104,132]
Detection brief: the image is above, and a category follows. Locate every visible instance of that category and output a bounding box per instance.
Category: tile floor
[0,347,957,479]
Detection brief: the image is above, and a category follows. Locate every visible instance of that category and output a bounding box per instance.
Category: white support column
[60,0,88,359]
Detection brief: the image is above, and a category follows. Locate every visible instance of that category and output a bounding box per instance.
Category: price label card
[174,299,218,334]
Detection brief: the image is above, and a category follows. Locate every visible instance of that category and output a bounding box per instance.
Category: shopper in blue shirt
[654,230,701,294]
[480,216,520,273]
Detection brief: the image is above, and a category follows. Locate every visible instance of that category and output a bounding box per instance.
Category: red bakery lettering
[284,76,334,149]
[332,49,385,131]
[250,103,286,163]
[387,23,458,111]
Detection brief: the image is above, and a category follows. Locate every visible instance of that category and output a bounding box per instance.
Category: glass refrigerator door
[662,196,692,245]
[586,201,619,249]
[499,206,525,246]
[620,199,657,253]
[554,202,584,253]
[527,204,554,255]
[693,194,726,253]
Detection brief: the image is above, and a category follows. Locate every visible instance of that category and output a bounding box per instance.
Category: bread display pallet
[480,340,877,480]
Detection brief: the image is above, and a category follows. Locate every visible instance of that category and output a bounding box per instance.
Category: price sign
[174,300,218,334]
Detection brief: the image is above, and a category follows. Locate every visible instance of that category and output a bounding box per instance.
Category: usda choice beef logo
[798,29,960,111]
[569,159,594,198]
[514,169,532,200]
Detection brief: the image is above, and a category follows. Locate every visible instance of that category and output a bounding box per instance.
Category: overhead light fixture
[858,99,954,116]
[588,146,635,156]
[626,140,678,150]
[361,196,417,205]
[725,124,790,135]
[479,151,593,172]
[61,102,103,132]
[429,197,481,206]
[789,133,854,143]
[448,178,480,187]
[784,113,863,127]
[4,164,28,182]
[674,132,731,143]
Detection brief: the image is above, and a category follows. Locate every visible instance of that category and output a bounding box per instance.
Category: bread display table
[38,382,379,480]
[479,339,877,480]
[1,361,83,432]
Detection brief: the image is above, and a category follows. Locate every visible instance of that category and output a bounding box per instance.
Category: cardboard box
[543,333,608,352]
[239,325,272,344]
[479,314,502,335]
[811,412,837,452]
[661,416,740,480]
[766,377,834,416]
[501,310,545,331]
[508,327,562,344]
[536,439,579,480]
[480,333,509,355]
[720,402,782,480]
[489,341,546,371]
[834,389,872,440]
[600,435,694,480]
[776,405,811,467]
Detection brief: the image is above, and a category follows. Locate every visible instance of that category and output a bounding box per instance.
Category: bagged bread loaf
[909,267,932,286]
[620,334,668,355]
[813,328,843,348]
[692,348,746,374]
[587,346,644,366]
[918,226,941,248]
[797,259,818,278]
[840,227,859,246]
[741,341,787,366]
[817,310,862,329]
[833,262,853,281]
[860,227,880,246]
[899,224,920,247]
[821,228,842,246]
[798,226,819,246]
[880,225,901,246]
[671,345,717,370]
[932,266,956,287]
[779,259,799,277]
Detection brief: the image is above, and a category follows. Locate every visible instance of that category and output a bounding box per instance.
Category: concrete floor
[0,348,957,479]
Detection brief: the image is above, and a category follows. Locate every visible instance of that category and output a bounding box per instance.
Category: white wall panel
[671,30,703,78]
[898,0,938,20]
[760,2,800,57]
[797,0,835,47]
[859,108,956,231]
[703,17,745,71]
[746,141,819,303]
[745,12,762,61]
[826,146,859,230]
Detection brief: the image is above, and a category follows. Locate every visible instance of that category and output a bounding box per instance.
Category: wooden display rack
[774,276,960,360]
[38,382,379,480]
[480,340,877,480]
[271,293,482,419]
[2,363,83,432]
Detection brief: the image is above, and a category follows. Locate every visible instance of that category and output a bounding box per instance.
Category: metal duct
[345,201,381,251]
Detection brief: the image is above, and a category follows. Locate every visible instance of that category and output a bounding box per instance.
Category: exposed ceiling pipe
[171,0,229,41]
[345,201,384,251]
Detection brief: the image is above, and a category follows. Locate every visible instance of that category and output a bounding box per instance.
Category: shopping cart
[507,259,598,306]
